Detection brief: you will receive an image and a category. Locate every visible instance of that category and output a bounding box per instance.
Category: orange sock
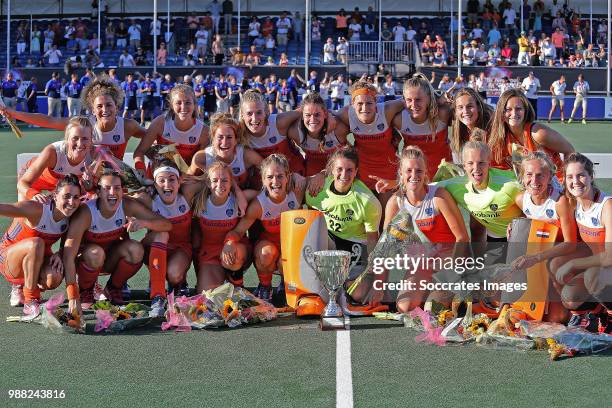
[23,287,41,303]
[110,258,142,289]
[149,242,167,299]
[77,262,100,290]
[258,272,273,287]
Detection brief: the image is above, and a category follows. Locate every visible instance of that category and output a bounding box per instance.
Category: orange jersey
[157,118,205,165]
[90,115,128,159]
[398,110,452,180]
[493,122,563,178]
[152,194,191,246]
[398,185,456,243]
[197,193,240,262]
[0,202,68,256]
[575,192,610,253]
[204,145,249,187]
[348,103,398,190]
[257,190,299,245]
[248,114,305,175]
[297,127,343,177]
[83,199,127,248]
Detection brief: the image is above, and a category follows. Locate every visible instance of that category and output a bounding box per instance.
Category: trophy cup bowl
[310,250,352,330]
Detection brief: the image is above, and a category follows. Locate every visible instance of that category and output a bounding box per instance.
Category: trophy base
[320,316,348,330]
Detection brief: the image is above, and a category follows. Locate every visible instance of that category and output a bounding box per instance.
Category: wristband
[25,188,39,200]
[66,283,79,301]
[134,160,146,171]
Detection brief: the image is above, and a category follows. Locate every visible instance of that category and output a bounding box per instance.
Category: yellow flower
[222,299,238,320]
[438,310,456,327]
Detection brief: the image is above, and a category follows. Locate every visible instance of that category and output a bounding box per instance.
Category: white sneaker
[10,284,24,307]
[582,119,587,125]
[93,282,107,301]
[22,300,41,321]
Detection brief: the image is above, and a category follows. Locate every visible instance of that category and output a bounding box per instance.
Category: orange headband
[351,88,377,101]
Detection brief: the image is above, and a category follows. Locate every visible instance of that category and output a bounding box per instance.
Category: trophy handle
[349,244,362,271]
[303,245,316,271]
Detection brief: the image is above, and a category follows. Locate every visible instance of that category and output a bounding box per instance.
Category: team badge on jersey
[113,134,120,142]
[325,140,334,147]
[232,167,240,174]
[524,208,531,215]
[425,207,433,216]
[189,136,197,144]
[115,219,123,227]
[179,204,186,213]
[226,208,234,217]
[592,217,599,226]
[80,166,85,172]
[546,209,554,218]
[288,201,296,209]
[269,136,277,144]
[61,224,67,231]
[377,123,385,131]
[490,204,498,211]
[346,209,354,216]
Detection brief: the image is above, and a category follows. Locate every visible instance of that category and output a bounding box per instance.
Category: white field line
[336,318,354,408]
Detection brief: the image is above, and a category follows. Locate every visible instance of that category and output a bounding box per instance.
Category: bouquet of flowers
[162,282,277,332]
[6,293,84,334]
[91,301,153,333]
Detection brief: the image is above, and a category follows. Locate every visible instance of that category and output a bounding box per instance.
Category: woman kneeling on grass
[1,175,81,319]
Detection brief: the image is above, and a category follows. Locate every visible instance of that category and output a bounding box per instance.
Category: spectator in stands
[476,44,488,65]
[381,74,397,101]
[417,20,429,42]
[476,72,489,98]
[528,38,541,66]
[265,34,276,56]
[470,22,484,43]
[462,41,477,66]
[89,33,100,51]
[157,42,168,66]
[276,12,292,52]
[438,73,453,94]
[212,34,225,65]
[223,0,233,34]
[245,45,261,66]
[43,24,55,53]
[230,47,244,65]
[541,37,555,64]
[30,24,42,55]
[448,74,467,98]
[583,44,597,67]
[323,38,336,64]
[596,44,607,67]
[207,0,222,34]
[597,19,607,45]
[551,27,565,59]
[119,48,136,67]
[521,71,540,117]
[434,35,447,54]
[522,0,531,32]
[486,22,501,46]
[552,11,566,32]
[134,47,148,66]
[311,15,322,42]
[116,21,128,49]
[381,21,392,42]
[105,22,115,50]
[261,17,274,38]
[517,31,529,65]
[294,11,304,44]
[549,0,561,20]
[150,17,162,38]
[44,44,63,67]
[253,34,265,51]
[336,37,348,65]
[278,52,289,66]
[349,18,362,41]
[534,0,544,33]
[432,49,448,67]
[183,54,196,67]
[263,56,275,66]
[421,35,434,64]
[85,49,104,69]
[487,42,501,65]
[364,6,376,36]
[195,24,209,59]
[75,20,89,51]
[26,77,38,113]
[467,0,480,27]
[501,40,513,64]
[187,12,199,40]
[482,5,494,30]
[248,16,260,44]
[187,43,199,63]
[392,21,406,44]
[502,3,517,36]
[16,22,27,55]
[64,21,76,49]
[128,19,142,51]
[336,9,348,39]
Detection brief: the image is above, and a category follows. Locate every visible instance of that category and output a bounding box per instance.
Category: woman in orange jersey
[225,154,306,301]
[488,89,573,175]
[449,87,494,160]
[133,84,210,174]
[333,80,405,212]
[0,76,145,160]
[62,169,171,314]
[286,92,348,177]
[551,153,612,333]
[0,175,81,319]
[133,160,200,316]
[390,74,452,179]
[17,116,94,202]
[194,161,258,292]
[238,89,305,178]
[188,112,263,188]
[383,146,469,312]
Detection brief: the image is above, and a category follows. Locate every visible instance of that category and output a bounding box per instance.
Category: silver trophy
[304,250,353,330]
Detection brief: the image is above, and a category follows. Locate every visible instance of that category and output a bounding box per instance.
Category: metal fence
[347,41,416,65]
